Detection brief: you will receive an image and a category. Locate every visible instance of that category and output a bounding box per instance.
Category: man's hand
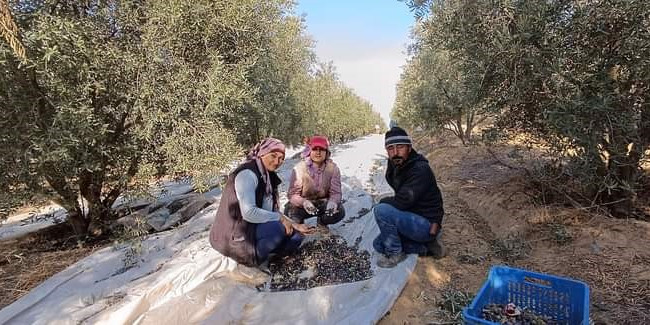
[325,200,338,214]
[429,223,440,236]
[280,215,294,236]
[303,200,317,215]
[292,223,316,235]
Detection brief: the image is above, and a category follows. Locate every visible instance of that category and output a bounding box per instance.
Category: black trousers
[284,199,345,226]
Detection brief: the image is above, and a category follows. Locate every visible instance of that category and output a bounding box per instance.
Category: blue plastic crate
[462,266,590,325]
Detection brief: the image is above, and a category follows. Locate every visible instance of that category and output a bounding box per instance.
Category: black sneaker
[257,260,271,275]
[427,239,446,259]
[377,252,407,268]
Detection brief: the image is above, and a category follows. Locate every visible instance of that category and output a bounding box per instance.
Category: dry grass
[0,250,90,306]
[566,255,650,324]
[436,286,474,323]
[0,223,112,309]
[490,234,531,261]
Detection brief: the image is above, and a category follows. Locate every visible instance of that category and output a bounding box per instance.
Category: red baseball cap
[309,135,329,150]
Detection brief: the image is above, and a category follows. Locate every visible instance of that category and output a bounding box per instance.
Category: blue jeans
[255,221,303,264]
[373,203,439,255]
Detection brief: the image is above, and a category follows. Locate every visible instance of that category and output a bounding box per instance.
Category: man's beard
[391,156,405,165]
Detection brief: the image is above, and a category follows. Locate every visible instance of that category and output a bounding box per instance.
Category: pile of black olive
[266,235,372,291]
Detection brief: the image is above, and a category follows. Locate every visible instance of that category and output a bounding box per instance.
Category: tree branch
[433,74,454,102]
[475,114,489,126]
[443,124,460,137]
[44,171,78,209]
[103,154,141,209]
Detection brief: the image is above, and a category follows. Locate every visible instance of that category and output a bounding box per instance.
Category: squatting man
[373,126,445,268]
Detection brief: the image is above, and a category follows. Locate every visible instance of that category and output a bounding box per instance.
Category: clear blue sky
[295,0,416,125]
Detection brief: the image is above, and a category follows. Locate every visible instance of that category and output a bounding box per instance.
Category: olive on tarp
[265,235,373,291]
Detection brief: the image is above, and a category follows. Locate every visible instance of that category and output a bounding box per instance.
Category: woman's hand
[326,200,338,213]
[280,215,294,236]
[429,223,440,236]
[303,200,317,215]
[292,223,316,235]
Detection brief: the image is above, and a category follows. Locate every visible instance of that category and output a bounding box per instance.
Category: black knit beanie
[384,127,412,147]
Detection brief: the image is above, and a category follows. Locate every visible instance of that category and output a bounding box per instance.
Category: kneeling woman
[286,135,345,231]
[210,138,314,267]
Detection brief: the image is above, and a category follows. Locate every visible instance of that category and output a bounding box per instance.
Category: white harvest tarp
[0,135,416,325]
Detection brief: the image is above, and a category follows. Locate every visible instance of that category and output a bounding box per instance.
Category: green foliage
[438,286,474,322]
[491,233,531,261]
[0,0,383,233]
[399,0,433,20]
[395,0,650,212]
[548,223,573,245]
[113,214,150,273]
[393,1,502,144]
[394,47,489,144]
[296,63,384,143]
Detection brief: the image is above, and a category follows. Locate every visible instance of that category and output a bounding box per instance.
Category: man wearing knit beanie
[373,126,445,268]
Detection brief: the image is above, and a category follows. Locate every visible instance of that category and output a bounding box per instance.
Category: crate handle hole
[524,276,551,287]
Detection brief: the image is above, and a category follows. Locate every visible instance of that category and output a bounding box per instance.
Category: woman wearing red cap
[286,135,345,231]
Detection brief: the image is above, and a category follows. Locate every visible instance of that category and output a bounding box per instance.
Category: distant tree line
[394,0,649,215]
[0,0,384,235]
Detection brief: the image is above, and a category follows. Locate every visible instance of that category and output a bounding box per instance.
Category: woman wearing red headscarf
[210,138,314,267]
[286,135,345,232]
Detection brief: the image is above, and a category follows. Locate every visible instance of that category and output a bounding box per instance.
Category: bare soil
[379,134,650,325]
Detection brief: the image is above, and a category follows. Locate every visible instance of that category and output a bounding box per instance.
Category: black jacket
[380,149,444,225]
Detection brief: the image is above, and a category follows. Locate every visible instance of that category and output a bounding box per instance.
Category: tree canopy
[0,0,384,235]
[394,0,650,213]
